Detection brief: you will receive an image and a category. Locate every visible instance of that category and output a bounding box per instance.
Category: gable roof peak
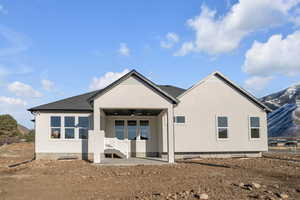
[88,68,179,104]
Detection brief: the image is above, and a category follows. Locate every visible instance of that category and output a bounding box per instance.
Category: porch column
[167,108,175,163]
[93,108,104,163]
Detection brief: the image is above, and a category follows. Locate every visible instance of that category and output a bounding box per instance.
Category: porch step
[104,149,127,159]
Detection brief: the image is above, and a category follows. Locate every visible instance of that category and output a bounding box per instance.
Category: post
[92,131,101,163]
[92,108,105,163]
[167,108,175,163]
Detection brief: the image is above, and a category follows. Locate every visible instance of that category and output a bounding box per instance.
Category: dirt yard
[0,143,300,200]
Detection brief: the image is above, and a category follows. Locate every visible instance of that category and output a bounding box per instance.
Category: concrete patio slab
[95,157,172,166]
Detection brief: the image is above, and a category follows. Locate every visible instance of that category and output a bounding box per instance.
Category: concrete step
[104,149,127,159]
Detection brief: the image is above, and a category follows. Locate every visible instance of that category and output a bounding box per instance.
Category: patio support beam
[93,108,104,163]
[167,108,175,163]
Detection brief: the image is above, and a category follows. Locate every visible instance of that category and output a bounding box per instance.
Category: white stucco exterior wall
[173,75,268,153]
[35,112,94,155]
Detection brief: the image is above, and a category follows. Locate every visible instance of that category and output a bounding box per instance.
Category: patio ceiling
[103,109,163,116]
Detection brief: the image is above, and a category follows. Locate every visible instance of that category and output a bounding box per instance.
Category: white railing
[104,138,129,159]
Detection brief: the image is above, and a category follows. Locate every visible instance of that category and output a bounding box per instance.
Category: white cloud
[89,69,130,90]
[160,32,179,49]
[173,42,194,56]
[244,76,273,91]
[243,31,300,76]
[118,43,130,56]
[8,81,42,98]
[176,0,300,55]
[0,96,27,106]
[41,79,54,91]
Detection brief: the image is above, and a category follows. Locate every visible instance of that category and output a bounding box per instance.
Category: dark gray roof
[28,90,101,112]
[28,84,186,112]
[157,85,186,98]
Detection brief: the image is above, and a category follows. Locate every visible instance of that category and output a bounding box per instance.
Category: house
[28,70,271,163]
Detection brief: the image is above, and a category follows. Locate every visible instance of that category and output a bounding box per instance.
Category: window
[217,116,228,139]
[64,116,75,139]
[115,120,125,140]
[127,120,137,140]
[250,117,260,139]
[51,116,61,139]
[174,116,185,123]
[140,120,150,140]
[78,117,89,139]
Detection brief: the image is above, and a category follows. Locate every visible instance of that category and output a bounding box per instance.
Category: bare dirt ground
[0,143,300,200]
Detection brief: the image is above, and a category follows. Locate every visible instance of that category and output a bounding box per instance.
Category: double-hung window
[78,117,89,139]
[250,117,260,139]
[217,116,228,139]
[64,116,75,139]
[51,116,61,139]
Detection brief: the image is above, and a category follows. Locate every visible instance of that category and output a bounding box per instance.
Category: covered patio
[90,107,174,163]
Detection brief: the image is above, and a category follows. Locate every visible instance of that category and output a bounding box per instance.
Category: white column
[167,108,175,163]
[89,130,101,163]
[92,108,104,163]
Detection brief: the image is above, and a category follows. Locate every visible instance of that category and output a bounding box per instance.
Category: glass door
[127,120,137,140]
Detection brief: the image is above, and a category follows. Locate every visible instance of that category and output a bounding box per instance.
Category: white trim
[248,116,261,140]
[64,116,76,139]
[215,115,229,140]
[113,118,151,141]
[49,115,90,141]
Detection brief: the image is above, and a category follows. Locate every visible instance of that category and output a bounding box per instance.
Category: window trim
[50,116,61,139]
[78,116,89,140]
[113,119,151,141]
[249,116,260,140]
[49,115,90,141]
[216,116,229,140]
[64,116,75,139]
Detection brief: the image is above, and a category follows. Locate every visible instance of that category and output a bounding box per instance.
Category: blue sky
[0,0,300,128]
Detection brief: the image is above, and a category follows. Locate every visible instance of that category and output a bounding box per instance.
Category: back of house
[28,70,270,163]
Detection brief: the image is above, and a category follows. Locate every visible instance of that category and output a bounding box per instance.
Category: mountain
[261,84,300,138]
[261,83,300,110]
[17,124,30,135]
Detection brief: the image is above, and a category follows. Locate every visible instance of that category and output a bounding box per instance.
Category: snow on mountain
[261,83,300,138]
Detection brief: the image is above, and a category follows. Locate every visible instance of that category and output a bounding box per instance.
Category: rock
[244,184,253,191]
[248,194,260,199]
[239,183,245,187]
[275,192,289,199]
[273,184,280,189]
[264,190,273,194]
[279,193,289,199]
[152,192,160,196]
[252,182,261,189]
[199,193,209,200]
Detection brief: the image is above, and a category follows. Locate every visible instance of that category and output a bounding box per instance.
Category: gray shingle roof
[157,85,186,98]
[28,90,101,112]
[28,84,186,112]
